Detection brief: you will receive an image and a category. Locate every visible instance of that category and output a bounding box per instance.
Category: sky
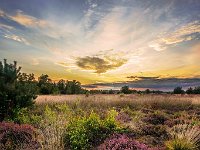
[0,0,200,90]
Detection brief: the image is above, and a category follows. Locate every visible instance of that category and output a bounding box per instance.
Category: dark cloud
[84,78,200,91]
[76,56,127,73]
[127,76,160,80]
[82,84,98,89]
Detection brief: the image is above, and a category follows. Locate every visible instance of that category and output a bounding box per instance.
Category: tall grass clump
[166,124,200,150]
[39,104,70,150]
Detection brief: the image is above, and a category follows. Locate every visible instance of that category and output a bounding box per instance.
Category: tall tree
[0,59,37,121]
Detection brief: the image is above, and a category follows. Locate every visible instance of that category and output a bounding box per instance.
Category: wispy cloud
[0,9,48,28]
[4,34,29,45]
[0,1,199,84]
[149,21,200,51]
[0,23,14,30]
[10,10,47,28]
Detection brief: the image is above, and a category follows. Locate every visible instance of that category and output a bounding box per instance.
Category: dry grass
[35,94,200,111]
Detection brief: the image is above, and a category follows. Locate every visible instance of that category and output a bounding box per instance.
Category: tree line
[173,86,200,94]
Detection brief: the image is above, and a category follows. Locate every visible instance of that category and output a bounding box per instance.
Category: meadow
[1,94,200,150]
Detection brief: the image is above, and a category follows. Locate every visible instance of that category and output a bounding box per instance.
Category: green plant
[64,110,121,150]
[13,108,42,126]
[166,124,200,150]
[0,59,37,121]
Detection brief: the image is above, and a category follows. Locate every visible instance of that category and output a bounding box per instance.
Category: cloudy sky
[0,0,200,90]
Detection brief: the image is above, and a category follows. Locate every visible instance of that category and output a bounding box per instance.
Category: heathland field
[2,94,200,150]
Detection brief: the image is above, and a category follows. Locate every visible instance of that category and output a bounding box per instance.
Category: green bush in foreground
[64,110,124,150]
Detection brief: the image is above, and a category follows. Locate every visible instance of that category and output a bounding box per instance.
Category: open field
[1,94,200,150]
[36,94,200,105]
[34,95,200,149]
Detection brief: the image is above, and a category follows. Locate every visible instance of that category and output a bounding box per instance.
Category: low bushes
[0,122,41,149]
[141,124,168,138]
[97,133,151,150]
[64,110,126,150]
[142,112,168,125]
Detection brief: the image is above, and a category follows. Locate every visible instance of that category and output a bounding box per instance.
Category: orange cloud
[149,21,200,51]
[9,10,47,28]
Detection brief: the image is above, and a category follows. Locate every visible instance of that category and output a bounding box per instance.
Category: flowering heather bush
[116,111,132,123]
[164,118,191,127]
[142,112,168,125]
[0,122,41,150]
[141,124,168,138]
[98,133,157,150]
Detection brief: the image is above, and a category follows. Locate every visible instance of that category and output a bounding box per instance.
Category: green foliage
[103,109,118,130]
[38,74,55,94]
[64,110,121,150]
[13,108,42,125]
[0,59,37,121]
[38,76,86,95]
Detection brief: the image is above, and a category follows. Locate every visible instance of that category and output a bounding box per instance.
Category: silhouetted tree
[186,87,193,94]
[145,89,151,94]
[108,89,114,94]
[193,86,200,94]
[121,86,131,94]
[173,86,185,94]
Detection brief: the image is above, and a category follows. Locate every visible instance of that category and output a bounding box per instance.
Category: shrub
[98,133,155,150]
[116,111,132,123]
[142,112,168,125]
[11,108,42,126]
[64,110,122,150]
[0,122,41,149]
[141,125,168,138]
[165,124,200,150]
[164,118,191,128]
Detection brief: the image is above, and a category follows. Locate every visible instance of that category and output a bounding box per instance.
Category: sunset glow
[0,0,200,90]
